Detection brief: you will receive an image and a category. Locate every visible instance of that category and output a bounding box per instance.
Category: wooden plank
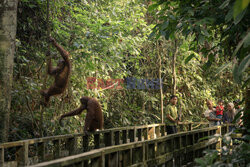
[29,127,222,167]
[16,142,29,166]
[110,152,119,167]
[216,126,222,151]
[0,123,216,149]
[0,124,225,167]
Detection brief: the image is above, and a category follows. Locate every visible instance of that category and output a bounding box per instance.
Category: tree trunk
[0,0,18,143]
[157,41,164,123]
[172,39,177,95]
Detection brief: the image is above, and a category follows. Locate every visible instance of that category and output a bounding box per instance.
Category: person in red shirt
[215,99,224,125]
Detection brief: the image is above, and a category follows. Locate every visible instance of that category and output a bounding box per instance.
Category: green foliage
[233,0,250,18]
[151,0,250,84]
[195,132,250,166]
[10,0,245,142]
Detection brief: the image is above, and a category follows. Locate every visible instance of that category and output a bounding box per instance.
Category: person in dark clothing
[165,95,180,134]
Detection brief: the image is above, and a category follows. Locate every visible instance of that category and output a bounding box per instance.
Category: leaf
[234,8,247,25]
[243,31,250,48]
[185,54,195,64]
[233,0,250,19]
[232,31,250,57]
[219,0,230,9]
[238,54,250,76]
[233,63,240,83]
[232,110,243,123]
[215,62,232,76]
[225,7,233,22]
[161,21,169,30]
[148,4,159,12]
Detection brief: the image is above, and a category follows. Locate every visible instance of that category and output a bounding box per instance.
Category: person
[223,103,236,132]
[204,100,220,127]
[165,95,180,134]
[215,99,224,125]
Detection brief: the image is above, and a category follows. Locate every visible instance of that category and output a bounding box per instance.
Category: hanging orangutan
[40,37,71,106]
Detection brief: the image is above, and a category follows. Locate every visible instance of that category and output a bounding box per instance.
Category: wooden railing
[29,125,229,167]
[0,122,208,166]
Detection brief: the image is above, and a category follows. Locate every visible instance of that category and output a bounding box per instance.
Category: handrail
[29,125,228,167]
[0,122,212,166]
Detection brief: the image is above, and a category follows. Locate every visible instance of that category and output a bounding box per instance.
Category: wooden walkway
[0,123,229,167]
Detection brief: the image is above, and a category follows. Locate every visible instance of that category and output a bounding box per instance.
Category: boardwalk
[0,123,229,167]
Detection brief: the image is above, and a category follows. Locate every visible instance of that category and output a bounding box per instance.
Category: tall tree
[0,0,18,142]
[172,39,178,95]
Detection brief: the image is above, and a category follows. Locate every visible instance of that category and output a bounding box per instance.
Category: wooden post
[0,147,4,167]
[226,124,229,134]
[100,152,105,167]
[122,149,131,166]
[16,142,29,166]
[109,152,119,167]
[142,143,146,164]
[216,126,222,151]
[53,139,61,159]
[129,148,133,165]
[38,142,45,162]
[155,126,161,137]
